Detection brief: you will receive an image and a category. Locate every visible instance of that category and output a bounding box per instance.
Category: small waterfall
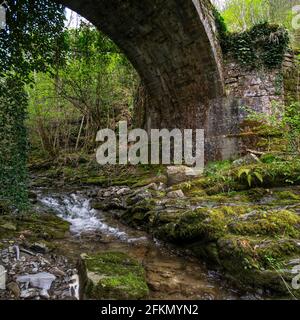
[39,193,128,240]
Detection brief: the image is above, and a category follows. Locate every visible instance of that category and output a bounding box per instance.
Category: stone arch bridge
[58,0,288,161]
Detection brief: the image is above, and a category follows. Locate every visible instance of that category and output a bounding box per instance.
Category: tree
[26,23,137,156]
[219,0,300,48]
[0,0,66,210]
[221,0,298,31]
[0,0,66,79]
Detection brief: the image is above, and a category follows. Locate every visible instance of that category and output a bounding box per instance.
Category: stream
[36,189,259,300]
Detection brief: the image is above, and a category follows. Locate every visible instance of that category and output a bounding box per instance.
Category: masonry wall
[135,56,296,163]
[205,53,298,162]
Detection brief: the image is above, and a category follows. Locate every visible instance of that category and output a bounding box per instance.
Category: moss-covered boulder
[142,203,300,296]
[78,252,149,300]
[0,212,70,242]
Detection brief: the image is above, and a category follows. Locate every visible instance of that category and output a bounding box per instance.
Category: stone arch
[58,0,224,133]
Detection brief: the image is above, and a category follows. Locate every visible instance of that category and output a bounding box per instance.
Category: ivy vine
[213,8,290,69]
[0,77,29,210]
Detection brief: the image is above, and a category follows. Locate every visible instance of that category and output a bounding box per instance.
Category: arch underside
[59,0,224,127]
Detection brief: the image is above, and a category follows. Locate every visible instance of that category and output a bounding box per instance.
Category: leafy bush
[214,8,290,70]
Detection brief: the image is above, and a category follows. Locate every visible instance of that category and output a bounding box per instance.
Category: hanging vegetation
[213,8,290,69]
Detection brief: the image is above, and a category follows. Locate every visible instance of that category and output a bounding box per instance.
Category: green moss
[19,213,70,240]
[81,252,149,300]
[122,210,156,229]
[275,190,300,201]
[0,211,70,241]
[230,210,300,238]
[0,222,17,231]
[221,23,289,69]
[215,235,300,294]
[82,176,107,186]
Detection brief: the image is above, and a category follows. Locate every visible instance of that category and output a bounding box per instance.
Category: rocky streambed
[1,167,300,300]
[35,189,251,300]
[1,186,248,300]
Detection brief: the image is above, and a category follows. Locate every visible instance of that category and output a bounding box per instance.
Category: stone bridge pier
[58,0,245,162]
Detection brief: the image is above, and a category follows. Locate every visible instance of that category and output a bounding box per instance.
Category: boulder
[167,166,202,186]
[233,153,260,167]
[78,252,149,300]
[116,187,131,196]
[20,288,39,299]
[7,282,20,298]
[17,272,56,295]
[29,242,49,254]
[167,190,185,198]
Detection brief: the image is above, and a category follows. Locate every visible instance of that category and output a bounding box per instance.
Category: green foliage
[283,102,300,152]
[237,168,263,187]
[0,0,66,80]
[220,0,298,33]
[0,1,66,210]
[243,101,300,153]
[0,76,29,210]
[212,7,228,41]
[222,22,289,69]
[27,23,138,156]
[213,4,290,69]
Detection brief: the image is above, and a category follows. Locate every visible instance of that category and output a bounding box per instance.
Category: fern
[238,168,264,187]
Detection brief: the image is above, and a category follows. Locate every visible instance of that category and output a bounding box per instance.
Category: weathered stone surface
[167,190,185,199]
[20,288,39,299]
[29,242,49,254]
[57,0,295,163]
[167,166,199,186]
[233,153,261,167]
[17,272,56,292]
[78,252,149,300]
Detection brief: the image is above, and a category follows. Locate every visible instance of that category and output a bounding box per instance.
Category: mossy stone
[78,252,149,300]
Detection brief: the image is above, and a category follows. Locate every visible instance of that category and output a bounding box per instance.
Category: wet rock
[20,288,39,299]
[233,153,260,167]
[287,258,300,266]
[0,265,7,290]
[167,190,185,198]
[7,282,20,298]
[116,187,131,196]
[17,272,56,292]
[40,288,50,299]
[28,191,38,203]
[105,198,126,210]
[78,252,149,300]
[29,242,49,254]
[50,267,66,277]
[129,190,152,205]
[103,191,112,197]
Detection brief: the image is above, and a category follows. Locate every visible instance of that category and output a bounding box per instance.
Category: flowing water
[37,189,259,300]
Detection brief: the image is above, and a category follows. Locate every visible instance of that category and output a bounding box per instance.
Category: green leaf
[253,172,263,183]
[247,175,252,187]
[238,168,250,179]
